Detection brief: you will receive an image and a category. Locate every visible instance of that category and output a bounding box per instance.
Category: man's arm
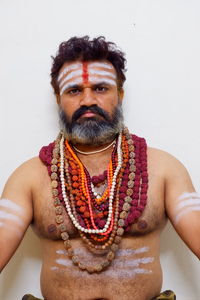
[0,161,33,272]
[164,153,200,259]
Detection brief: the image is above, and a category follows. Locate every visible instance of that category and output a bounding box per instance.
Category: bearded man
[0,36,199,300]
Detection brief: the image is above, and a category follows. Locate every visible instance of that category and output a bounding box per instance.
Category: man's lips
[80,111,97,118]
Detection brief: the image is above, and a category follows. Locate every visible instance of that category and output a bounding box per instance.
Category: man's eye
[68,88,81,95]
[95,86,108,92]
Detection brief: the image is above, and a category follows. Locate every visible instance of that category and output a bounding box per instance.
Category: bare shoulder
[147,147,189,178]
[19,156,46,173]
[4,156,46,191]
[12,156,44,175]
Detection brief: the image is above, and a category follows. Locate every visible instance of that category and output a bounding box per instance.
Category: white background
[0,0,200,299]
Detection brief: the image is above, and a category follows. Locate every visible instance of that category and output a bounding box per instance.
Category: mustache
[72,105,111,123]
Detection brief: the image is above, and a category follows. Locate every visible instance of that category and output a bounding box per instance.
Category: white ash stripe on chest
[51,246,154,277]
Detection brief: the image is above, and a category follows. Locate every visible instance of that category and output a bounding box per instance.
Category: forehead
[58,60,117,80]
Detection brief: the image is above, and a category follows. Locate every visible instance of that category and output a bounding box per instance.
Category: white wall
[0,0,200,299]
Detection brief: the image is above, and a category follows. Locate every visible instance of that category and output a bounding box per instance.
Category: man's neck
[72,142,115,177]
[71,139,116,155]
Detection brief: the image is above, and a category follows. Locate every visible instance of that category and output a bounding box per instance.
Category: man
[0,36,199,300]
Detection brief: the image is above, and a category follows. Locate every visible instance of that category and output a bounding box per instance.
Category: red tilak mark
[82,62,89,84]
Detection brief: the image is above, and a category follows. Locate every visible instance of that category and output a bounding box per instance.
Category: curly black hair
[50,36,126,95]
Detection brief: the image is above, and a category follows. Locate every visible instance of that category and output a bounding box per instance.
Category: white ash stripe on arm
[178,192,200,201]
[175,207,200,224]
[0,211,24,226]
[0,221,23,236]
[176,199,200,210]
[0,199,24,214]
[174,192,200,224]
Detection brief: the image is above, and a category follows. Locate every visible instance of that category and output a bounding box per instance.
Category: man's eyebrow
[65,84,82,89]
[92,81,113,86]
[60,83,83,95]
[62,84,82,92]
[60,80,116,95]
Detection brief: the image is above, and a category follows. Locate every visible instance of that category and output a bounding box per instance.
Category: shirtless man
[0,36,199,300]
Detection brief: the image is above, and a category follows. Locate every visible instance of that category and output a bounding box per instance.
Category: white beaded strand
[73,139,116,155]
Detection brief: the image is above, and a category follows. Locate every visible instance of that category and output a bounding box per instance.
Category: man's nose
[80,87,98,106]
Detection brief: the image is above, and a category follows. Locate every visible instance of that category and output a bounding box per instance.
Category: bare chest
[32,168,166,240]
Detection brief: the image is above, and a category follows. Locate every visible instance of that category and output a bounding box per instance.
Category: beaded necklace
[73,139,116,155]
[39,127,148,273]
[62,134,122,234]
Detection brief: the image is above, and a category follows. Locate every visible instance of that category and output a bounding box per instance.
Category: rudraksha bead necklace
[39,127,148,273]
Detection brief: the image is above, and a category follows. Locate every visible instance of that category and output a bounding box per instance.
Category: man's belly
[40,236,163,300]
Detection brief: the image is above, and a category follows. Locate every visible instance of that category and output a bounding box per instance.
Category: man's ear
[56,94,60,104]
[118,88,124,103]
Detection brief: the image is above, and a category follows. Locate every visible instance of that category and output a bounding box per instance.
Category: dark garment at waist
[151,290,176,300]
[22,290,176,300]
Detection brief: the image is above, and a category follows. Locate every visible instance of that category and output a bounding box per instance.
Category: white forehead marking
[58,63,82,81]
[59,61,117,95]
[175,206,200,224]
[89,69,116,79]
[0,199,24,214]
[59,69,116,90]
[60,79,83,95]
[59,68,116,89]
[89,77,116,85]
[0,211,23,226]
[59,70,83,88]
[89,62,113,69]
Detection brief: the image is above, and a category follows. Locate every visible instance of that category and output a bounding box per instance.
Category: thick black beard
[59,104,124,146]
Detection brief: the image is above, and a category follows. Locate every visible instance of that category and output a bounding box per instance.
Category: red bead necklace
[39,127,148,273]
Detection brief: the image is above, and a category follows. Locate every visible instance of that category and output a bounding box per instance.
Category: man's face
[57,60,124,145]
